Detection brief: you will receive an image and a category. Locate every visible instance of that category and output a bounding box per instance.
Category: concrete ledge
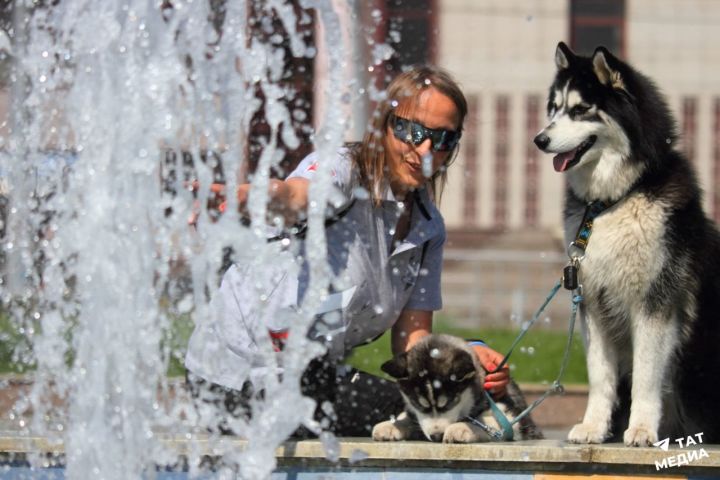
[1,430,719,477]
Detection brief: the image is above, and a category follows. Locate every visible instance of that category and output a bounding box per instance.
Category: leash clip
[563,255,582,291]
[566,241,586,262]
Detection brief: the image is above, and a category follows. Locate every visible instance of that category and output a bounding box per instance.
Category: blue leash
[467,201,614,440]
[466,281,583,441]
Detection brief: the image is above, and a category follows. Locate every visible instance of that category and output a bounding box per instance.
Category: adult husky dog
[534,42,720,446]
[371,334,542,442]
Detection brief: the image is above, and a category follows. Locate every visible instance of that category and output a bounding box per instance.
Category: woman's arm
[195,177,310,225]
[237,177,310,223]
[391,309,433,354]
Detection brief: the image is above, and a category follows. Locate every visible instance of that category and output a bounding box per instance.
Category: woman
[184,65,510,436]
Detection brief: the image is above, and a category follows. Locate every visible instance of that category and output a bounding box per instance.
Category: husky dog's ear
[452,351,477,382]
[555,41,575,70]
[381,352,409,380]
[592,46,625,91]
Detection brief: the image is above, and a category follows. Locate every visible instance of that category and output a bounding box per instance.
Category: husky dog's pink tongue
[553,149,578,172]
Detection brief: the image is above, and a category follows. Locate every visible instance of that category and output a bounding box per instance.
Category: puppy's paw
[567,422,608,444]
[624,425,657,447]
[372,420,405,441]
[443,422,481,443]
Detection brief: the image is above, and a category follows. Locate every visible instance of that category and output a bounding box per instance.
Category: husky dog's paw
[567,422,608,444]
[372,412,415,441]
[372,420,406,441]
[443,422,482,443]
[624,425,657,447]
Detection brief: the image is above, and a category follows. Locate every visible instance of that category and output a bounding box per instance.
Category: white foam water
[0,1,355,478]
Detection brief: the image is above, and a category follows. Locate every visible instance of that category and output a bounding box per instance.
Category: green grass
[0,305,195,377]
[347,316,588,385]
[0,309,36,374]
[0,308,588,385]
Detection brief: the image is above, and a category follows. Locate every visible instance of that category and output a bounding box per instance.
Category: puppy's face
[382,340,483,441]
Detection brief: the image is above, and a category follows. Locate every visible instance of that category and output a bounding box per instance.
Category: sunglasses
[389,115,461,152]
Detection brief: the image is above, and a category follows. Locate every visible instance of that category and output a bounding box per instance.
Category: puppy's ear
[381,352,409,380]
[592,47,625,90]
[452,351,477,383]
[555,41,575,70]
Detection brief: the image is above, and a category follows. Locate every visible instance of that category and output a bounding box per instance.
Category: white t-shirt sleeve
[287,148,355,213]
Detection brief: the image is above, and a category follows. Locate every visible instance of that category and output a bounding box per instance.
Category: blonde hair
[351,65,467,205]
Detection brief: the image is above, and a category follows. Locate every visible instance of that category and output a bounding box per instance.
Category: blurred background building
[331,0,720,325]
[2,0,719,326]
[339,0,720,235]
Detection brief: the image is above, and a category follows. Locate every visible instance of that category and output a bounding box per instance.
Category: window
[493,95,510,229]
[570,0,626,57]
[463,94,480,225]
[525,95,541,227]
[681,97,698,164]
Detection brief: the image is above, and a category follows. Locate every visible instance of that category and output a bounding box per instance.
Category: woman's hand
[186,179,306,226]
[470,344,510,399]
[185,182,250,226]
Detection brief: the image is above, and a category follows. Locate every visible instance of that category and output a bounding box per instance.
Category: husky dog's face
[534,42,643,201]
[381,336,482,441]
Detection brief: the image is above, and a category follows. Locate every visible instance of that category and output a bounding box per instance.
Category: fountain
[0,1,365,478]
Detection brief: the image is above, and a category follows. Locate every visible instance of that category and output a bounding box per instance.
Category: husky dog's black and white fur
[371,334,542,443]
[534,42,720,446]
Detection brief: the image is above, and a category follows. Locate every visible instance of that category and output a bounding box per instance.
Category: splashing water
[421,152,432,178]
[0,1,354,478]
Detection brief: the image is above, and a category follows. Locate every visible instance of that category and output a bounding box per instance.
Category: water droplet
[349,449,369,464]
[430,348,441,358]
[320,432,341,462]
[352,186,369,200]
[422,152,433,177]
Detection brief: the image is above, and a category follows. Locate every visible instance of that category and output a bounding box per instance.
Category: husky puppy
[371,334,542,443]
[534,42,720,446]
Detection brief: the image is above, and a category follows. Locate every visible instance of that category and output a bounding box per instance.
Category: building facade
[435,0,720,236]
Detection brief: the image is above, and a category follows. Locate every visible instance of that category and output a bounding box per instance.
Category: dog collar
[564,199,614,290]
[568,200,613,258]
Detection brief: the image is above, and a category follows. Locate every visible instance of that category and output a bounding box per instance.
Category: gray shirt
[184,149,446,390]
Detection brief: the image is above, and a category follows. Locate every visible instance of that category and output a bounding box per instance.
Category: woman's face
[384,86,461,198]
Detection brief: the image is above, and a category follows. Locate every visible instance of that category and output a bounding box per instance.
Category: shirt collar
[387,187,444,255]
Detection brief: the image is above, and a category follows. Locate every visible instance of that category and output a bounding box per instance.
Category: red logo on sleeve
[305,160,336,177]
